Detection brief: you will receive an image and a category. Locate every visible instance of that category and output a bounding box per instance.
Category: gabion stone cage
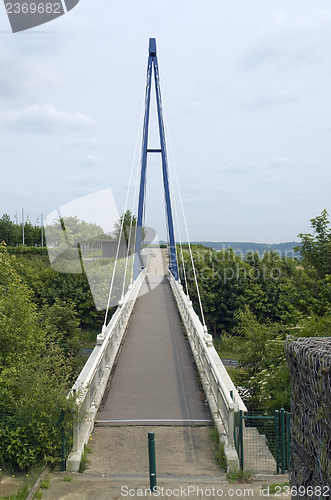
[285,336,331,493]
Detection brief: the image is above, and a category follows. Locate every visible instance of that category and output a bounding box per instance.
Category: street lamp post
[41,214,44,248]
[36,215,44,247]
[22,209,30,246]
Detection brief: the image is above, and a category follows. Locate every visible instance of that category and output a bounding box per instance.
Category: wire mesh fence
[285,336,331,496]
[234,409,290,475]
[58,409,74,471]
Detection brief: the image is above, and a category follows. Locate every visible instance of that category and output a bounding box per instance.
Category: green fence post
[148,432,157,492]
[61,409,66,472]
[275,410,279,474]
[280,408,285,474]
[239,410,244,470]
[286,412,291,471]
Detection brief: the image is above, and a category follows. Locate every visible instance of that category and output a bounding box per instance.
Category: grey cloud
[11,190,33,198]
[80,155,104,166]
[1,104,96,133]
[219,160,260,173]
[0,57,62,102]
[62,137,104,148]
[246,81,303,109]
[239,13,331,73]
[66,174,95,181]
[219,157,292,173]
[267,157,291,169]
[70,187,99,194]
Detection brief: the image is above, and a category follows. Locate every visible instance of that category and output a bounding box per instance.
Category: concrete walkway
[96,249,211,426]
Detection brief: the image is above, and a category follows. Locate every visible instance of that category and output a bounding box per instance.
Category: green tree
[296,209,331,279]
[113,210,137,247]
[0,243,76,470]
[0,244,44,367]
[221,308,291,412]
[179,247,297,336]
[45,216,105,248]
[40,298,82,356]
[12,253,105,330]
[284,209,331,318]
[0,214,21,246]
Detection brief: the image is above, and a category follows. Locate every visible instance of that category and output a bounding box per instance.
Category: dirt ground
[87,426,221,477]
[39,426,290,500]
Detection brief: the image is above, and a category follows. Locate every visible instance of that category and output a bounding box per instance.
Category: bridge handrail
[69,268,146,401]
[167,268,246,446]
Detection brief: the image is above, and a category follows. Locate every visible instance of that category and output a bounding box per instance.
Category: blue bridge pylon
[133,38,179,281]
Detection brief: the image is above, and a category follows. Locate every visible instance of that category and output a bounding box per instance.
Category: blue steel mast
[134,38,178,281]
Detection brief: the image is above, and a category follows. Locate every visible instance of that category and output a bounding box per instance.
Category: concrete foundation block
[66,451,81,472]
[224,442,240,473]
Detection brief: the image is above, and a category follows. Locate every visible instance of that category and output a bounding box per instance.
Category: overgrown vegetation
[0,243,86,471]
[78,445,92,473]
[226,469,253,483]
[215,442,227,471]
[210,426,227,471]
[269,483,290,494]
[0,485,29,500]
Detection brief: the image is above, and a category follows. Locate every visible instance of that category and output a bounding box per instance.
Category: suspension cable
[121,104,145,298]
[168,159,189,292]
[103,100,145,327]
[164,114,207,328]
[130,160,140,284]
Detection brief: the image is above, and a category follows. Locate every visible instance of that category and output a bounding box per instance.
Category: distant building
[96,239,132,259]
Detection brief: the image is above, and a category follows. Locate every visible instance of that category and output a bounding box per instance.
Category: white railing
[167,269,246,453]
[66,266,147,472]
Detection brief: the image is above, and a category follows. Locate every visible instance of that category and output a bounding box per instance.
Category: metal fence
[234,409,290,474]
[59,409,74,471]
[285,336,331,494]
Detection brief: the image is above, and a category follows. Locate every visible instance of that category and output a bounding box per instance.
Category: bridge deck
[96,250,211,426]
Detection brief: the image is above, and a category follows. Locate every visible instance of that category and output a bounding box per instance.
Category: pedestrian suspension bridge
[64,39,277,475]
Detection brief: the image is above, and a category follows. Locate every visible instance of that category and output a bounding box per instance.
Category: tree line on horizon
[0,210,139,249]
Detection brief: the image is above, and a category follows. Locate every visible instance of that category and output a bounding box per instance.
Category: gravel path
[87,426,221,476]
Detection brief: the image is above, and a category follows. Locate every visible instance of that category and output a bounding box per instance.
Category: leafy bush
[6,246,48,256]
[0,244,76,470]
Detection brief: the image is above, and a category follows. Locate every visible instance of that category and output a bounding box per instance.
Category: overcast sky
[1,0,331,243]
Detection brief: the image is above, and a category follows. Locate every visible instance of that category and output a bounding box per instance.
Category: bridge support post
[72,421,79,453]
[222,408,240,473]
[148,432,157,492]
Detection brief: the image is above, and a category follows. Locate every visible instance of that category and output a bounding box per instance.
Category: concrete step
[243,425,277,474]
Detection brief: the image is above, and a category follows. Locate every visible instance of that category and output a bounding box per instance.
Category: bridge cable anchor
[203,325,213,346]
[97,325,106,345]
